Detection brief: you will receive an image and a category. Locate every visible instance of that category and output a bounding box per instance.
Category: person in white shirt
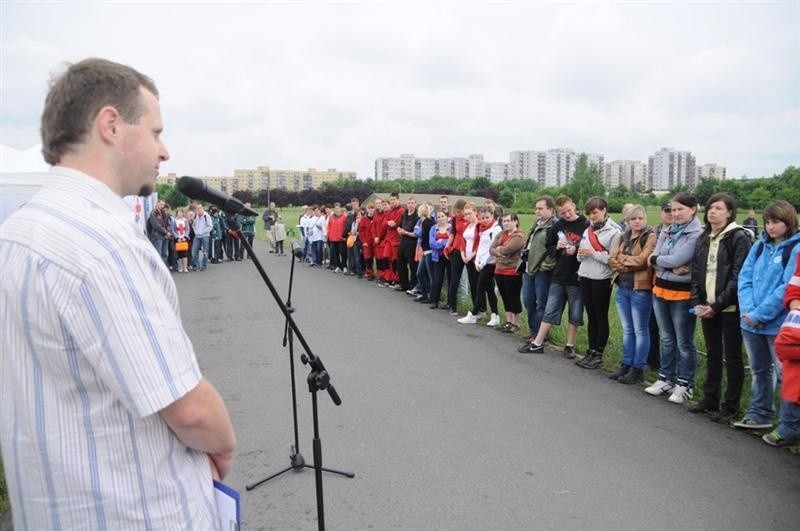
[0,58,236,530]
[458,208,502,326]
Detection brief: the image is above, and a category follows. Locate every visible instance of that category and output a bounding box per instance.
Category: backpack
[754,239,799,269]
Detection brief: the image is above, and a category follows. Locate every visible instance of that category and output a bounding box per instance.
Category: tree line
[156,156,800,213]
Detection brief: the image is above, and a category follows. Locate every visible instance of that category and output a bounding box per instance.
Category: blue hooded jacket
[738,230,800,335]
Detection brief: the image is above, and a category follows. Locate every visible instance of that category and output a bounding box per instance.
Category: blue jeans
[616,288,652,370]
[311,240,324,266]
[776,399,800,440]
[191,236,210,270]
[151,238,168,263]
[523,271,552,335]
[415,253,432,294]
[742,331,780,423]
[348,242,363,276]
[652,296,697,386]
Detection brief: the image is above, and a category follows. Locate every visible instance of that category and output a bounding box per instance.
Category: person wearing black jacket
[342,197,361,273]
[396,196,420,292]
[689,193,752,423]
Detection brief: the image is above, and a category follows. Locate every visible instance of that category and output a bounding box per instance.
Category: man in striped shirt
[0,58,236,530]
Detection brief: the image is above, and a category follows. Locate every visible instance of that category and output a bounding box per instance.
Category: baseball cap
[661,202,672,211]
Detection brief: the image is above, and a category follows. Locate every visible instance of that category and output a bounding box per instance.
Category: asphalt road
[176,249,800,531]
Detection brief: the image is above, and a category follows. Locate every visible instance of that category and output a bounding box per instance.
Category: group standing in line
[291,190,800,448]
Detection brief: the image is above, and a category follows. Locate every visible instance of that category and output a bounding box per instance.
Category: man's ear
[96,105,122,145]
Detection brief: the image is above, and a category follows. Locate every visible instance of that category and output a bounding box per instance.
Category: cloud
[1,2,798,181]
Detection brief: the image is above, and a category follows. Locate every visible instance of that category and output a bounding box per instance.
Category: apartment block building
[509,148,604,187]
[485,162,510,182]
[648,148,696,190]
[375,154,494,180]
[697,163,727,180]
[604,160,648,189]
[509,150,546,181]
[159,166,356,193]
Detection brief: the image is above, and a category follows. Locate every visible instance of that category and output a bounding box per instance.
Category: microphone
[176,176,259,216]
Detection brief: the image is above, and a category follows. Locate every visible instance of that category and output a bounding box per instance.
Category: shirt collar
[48,165,141,224]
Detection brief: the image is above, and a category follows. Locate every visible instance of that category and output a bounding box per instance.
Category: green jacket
[238,214,256,235]
[211,213,222,239]
[525,215,557,275]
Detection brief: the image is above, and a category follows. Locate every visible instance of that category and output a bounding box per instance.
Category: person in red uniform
[372,198,388,285]
[770,256,800,446]
[358,202,375,280]
[383,192,405,286]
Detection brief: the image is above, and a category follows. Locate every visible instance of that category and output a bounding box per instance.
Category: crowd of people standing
[145,189,800,450]
[288,191,800,449]
[146,198,289,271]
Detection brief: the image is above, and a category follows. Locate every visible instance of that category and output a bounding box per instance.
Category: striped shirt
[0,167,219,530]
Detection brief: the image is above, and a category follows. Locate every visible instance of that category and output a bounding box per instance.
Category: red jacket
[383,205,404,245]
[776,263,800,404]
[358,215,373,246]
[327,214,347,242]
[445,213,468,256]
[372,210,387,243]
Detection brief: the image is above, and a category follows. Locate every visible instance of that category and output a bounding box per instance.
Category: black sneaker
[709,405,739,424]
[578,352,603,370]
[608,364,631,380]
[688,399,719,414]
[618,367,644,385]
[562,346,576,359]
[575,349,595,366]
[522,343,545,354]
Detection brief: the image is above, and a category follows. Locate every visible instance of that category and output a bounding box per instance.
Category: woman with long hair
[574,197,622,370]
[490,212,526,333]
[734,200,800,431]
[458,207,502,326]
[644,193,704,404]
[454,203,480,318]
[608,204,656,384]
[688,193,752,422]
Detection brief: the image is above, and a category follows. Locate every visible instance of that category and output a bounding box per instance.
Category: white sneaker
[457,312,478,324]
[644,379,675,396]
[334,267,342,273]
[342,267,348,274]
[668,384,693,404]
[486,313,500,327]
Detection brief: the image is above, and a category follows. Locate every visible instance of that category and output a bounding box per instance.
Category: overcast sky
[2,1,798,180]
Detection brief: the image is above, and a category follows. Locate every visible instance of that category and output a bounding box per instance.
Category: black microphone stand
[222,219,353,531]
[246,243,354,489]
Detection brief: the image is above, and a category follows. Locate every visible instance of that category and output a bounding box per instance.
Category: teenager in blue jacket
[734,200,800,430]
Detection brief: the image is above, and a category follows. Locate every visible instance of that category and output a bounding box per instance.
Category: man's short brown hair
[41,58,158,165]
[554,195,573,208]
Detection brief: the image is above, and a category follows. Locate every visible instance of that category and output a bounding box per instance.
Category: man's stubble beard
[138,183,154,197]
